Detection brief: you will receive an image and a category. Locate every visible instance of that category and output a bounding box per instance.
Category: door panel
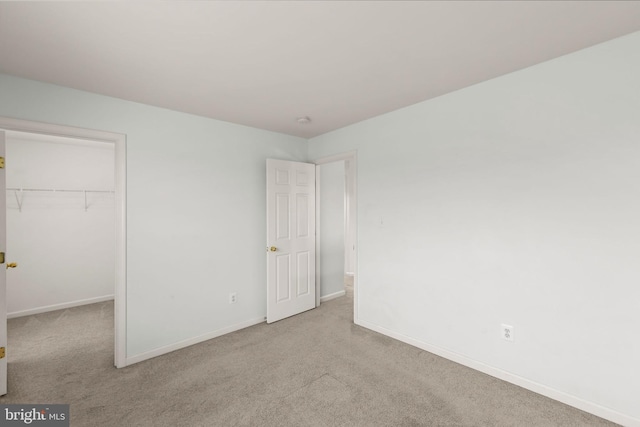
[276,254,290,302]
[297,251,310,296]
[296,194,310,237]
[267,159,316,323]
[276,194,290,239]
[1,131,7,395]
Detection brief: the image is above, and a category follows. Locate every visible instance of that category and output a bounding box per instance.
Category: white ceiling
[1,2,640,139]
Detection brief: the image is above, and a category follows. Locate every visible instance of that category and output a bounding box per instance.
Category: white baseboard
[7,295,115,319]
[355,318,640,427]
[320,290,346,303]
[124,316,267,367]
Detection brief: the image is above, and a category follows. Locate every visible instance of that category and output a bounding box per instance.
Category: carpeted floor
[1,282,617,426]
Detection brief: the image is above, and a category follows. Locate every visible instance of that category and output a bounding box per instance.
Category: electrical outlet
[229,293,237,304]
[501,324,514,342]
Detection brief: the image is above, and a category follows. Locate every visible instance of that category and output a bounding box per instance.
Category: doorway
[0,117,126,370]
[5,131,115,318]
[315,151,358,321]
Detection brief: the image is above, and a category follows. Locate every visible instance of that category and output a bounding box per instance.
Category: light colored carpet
[1,282,617,426]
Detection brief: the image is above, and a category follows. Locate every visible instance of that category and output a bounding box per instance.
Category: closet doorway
[5,131,115,317]
[0,117,126,374]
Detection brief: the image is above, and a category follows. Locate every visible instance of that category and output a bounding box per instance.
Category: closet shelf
[7,187,115,212]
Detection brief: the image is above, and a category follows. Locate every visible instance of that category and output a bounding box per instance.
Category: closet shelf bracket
[14,189,24,213]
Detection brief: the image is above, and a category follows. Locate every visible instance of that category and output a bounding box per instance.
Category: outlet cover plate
[501,324,514,342]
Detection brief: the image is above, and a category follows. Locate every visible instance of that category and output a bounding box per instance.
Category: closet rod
[8,188,114,212]
[6,188,114,193]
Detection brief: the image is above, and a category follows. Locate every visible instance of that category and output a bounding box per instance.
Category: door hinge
[0,252,4,264]
[0,157,4,169]
[0,347,5,359]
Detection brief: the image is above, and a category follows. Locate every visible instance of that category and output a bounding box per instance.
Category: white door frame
[0,117,127,368]
[1,130,7,395]
[314,150,358,322]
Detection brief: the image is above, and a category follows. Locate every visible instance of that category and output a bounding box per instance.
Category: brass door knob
[6,262,17,269]
[269,246,277,252]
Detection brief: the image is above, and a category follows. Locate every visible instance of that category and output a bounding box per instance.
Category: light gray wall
[6,135,115,316]
[319,160,345,298]
[309,32,640,422]
[0,73,307,357]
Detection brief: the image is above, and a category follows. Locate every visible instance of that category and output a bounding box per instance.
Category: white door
[0,131,7,395]
[266,159,316,323]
